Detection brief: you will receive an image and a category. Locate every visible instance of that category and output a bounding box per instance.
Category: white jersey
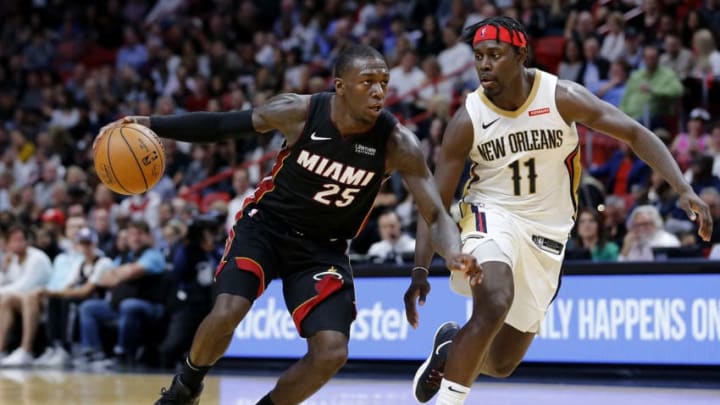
[462,69,581,237]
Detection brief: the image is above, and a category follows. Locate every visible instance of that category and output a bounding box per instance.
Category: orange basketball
[93,123,166,195]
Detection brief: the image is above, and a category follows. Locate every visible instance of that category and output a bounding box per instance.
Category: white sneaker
[44,347,71,368]
[32,347,56,367]
[0,348,34,367]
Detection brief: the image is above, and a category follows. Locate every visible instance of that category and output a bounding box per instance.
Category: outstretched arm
[386,123,463,263]
[101,93,310,145]
[413,106,475,270]
[556,80,713,241]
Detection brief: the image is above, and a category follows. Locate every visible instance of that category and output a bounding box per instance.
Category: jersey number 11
[509,158,537,196]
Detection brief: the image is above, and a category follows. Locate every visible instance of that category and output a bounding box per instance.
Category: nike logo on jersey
[310,132,332,141]
[481,118,499,129]
[434,340,452,356]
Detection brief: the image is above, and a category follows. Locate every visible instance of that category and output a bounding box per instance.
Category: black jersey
[245,92,396,240]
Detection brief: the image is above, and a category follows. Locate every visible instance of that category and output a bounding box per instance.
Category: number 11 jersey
[463,70,581,235]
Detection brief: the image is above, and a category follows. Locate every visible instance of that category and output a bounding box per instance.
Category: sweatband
[472,25,527,48]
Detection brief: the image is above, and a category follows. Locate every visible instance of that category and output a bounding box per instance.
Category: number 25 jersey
[244,92,395,240]
[463,70,582,236]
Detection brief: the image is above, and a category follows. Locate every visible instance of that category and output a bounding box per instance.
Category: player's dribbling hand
[93,116,151,150]
[677,190,714,242]
[404,267,431,329]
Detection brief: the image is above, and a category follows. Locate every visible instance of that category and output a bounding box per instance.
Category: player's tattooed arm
[252,93,311,144]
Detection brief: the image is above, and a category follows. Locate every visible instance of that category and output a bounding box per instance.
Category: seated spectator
[34,227,114,368]
[225,168,255,232]
[75,220,167,369]
[568,208,619,261]
[620,45,683,129]
[557,37,583,83]
[588,60,629,107]
[367,209,416,264]
[157,220,217,368]
[619,205,680,261]
[688,154,720,195]
[600,12,627,63]
[0,225,53,366]
[689,29,720,79]
[671,108,711,172]
[0,216,86,367]
[578,36,609,88]
[589,143,650,197]
[659,32,693,80]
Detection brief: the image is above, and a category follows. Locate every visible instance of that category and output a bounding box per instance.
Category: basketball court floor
[0,369,718,405]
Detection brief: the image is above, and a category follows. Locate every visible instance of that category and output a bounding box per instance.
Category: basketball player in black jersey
[96,45,480,405]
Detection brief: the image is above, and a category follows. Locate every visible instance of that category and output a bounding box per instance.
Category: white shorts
[452,203,567,333]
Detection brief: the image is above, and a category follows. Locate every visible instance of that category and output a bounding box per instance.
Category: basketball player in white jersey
[405,16,713,405]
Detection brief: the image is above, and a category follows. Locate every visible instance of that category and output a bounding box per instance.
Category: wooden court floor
[0,369,718,404]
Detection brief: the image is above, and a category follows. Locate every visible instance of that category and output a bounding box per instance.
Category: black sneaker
[155,375,203,405]
[412,321,460,403]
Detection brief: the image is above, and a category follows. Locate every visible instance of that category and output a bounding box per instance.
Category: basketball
[93,123,166,195]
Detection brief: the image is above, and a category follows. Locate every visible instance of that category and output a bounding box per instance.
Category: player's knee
[208,294,250,332]
[311,345,348,373]
[472,282,513,326]
[308,334,349,373]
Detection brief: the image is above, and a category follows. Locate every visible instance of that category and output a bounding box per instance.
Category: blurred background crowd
[0,0,719,371]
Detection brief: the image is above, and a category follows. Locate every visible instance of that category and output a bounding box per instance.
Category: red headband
[472,25,527,48]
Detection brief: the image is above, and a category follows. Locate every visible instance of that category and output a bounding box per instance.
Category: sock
[179,356,211,392]
[435,378,470,405]
[255,392,275,405]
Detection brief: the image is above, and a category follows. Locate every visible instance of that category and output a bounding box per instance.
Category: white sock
[435,378,470,405]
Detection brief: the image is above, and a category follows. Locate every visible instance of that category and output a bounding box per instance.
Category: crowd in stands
[0,0,719,370]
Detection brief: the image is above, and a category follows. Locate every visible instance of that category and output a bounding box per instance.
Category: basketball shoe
[154,375,202,405]
[412,321,460,403]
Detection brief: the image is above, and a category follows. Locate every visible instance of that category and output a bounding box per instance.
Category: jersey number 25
[313,184,360,207]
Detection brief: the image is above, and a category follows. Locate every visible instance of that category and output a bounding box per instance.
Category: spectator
[568,208,619,261]
[417,15,445,60]
[37,227,113,368]
[688,154,720,195]
[604,194,629,247]
[91,207,115,256]
[671,108,711,172]
[578,36,609,88]
[388,49,427,118]
[660,32,693,80]
[588,60,629,107]
[116,27,149,72]
[619,205,681,261]
[689,29,720,79]
[557,37,584,83]
[437,22,476,91]
[0,225,53,366]
[367,209,416,264]
[600,12,627,63]
[225,168,255,232]
[157,220,217,368]
[590,143,651,197]
[75,220,167,369]
[620,45,683,129]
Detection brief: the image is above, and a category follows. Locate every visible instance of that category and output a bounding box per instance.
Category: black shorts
[213,209,356,338]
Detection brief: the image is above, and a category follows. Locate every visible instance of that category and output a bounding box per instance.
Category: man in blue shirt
[74,220,167,369]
